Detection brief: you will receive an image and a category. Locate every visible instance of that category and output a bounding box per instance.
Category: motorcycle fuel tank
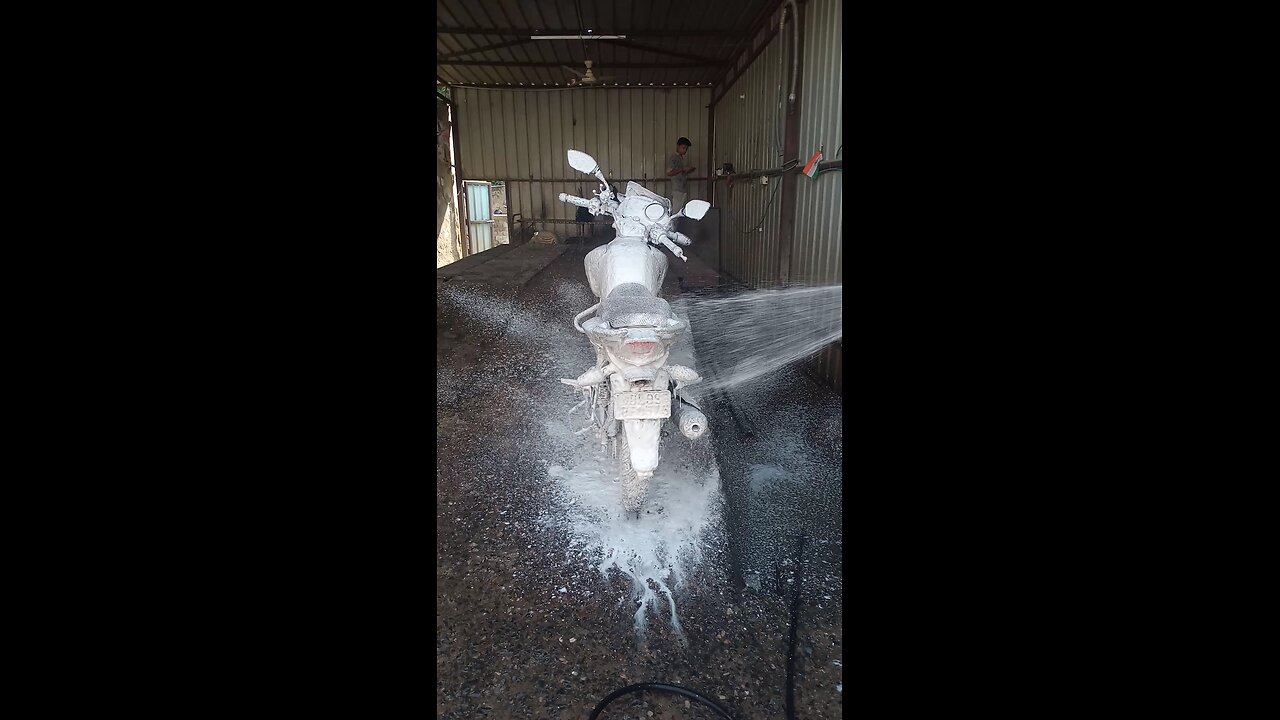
[584,238,668,299]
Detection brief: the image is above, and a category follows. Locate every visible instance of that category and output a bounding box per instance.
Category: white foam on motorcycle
[536,297,723,641]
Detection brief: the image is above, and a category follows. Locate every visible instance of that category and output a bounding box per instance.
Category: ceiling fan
[560,60,616,86]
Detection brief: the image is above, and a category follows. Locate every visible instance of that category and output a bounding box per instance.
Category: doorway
[464,180,493,253]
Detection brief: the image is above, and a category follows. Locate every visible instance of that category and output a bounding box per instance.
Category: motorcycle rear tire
[617,430,644,517]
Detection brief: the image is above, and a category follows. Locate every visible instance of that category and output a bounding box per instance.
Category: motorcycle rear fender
[621,419,661,475]
[609,366,671,394]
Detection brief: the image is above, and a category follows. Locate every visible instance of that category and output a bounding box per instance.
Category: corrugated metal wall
[710,0,843,392]
[449,0,841,392]
[713,32,788,288]
[452,87,710,225]
[793,0,843,391]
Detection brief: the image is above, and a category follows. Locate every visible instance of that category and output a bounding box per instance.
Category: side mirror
[567,149,598,174]
[683,200,710,220]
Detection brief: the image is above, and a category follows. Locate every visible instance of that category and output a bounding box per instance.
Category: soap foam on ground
[535,294,723,641]
[443,274,728,640]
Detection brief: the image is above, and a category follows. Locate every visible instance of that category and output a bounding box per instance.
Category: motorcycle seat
[600,283,672,328]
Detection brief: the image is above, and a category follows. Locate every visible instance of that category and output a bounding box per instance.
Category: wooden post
[449,100,469,257]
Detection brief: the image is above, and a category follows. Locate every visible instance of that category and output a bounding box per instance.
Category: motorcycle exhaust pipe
[677,406,708,440]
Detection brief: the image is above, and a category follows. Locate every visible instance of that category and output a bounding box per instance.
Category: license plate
[613,390,671,420]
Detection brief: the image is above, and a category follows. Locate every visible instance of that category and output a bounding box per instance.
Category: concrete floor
[437,235,843,719]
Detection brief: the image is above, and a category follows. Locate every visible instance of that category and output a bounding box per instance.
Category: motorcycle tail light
[625,341,657,353]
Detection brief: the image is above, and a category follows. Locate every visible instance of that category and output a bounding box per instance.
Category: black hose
[785,534,808,720]
[587,535,810,719]
[588,683,736,720]
[589,534,810,719]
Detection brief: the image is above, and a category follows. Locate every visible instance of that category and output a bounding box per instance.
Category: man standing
[666,136,696,214]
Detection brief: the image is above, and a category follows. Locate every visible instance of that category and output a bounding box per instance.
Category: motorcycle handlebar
[559,193,591,208]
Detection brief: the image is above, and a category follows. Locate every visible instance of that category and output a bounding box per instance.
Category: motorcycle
[557,149,712,517]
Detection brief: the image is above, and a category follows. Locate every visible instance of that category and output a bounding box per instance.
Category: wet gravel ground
[437,240,843,719]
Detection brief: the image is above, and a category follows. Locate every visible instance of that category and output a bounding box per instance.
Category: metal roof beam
[438,37,537,60]
[711,0,788,105]
[439,60,719,68]
[603,38,723,65]
[436,84,710,90]
[437,26,739,38]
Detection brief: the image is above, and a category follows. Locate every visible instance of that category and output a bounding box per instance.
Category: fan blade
[561,65,587,78]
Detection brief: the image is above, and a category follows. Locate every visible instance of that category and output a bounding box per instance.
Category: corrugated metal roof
[437,0,773,88]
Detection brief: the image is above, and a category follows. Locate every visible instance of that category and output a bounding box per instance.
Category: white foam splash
[440,283,544,341]
[539,403,722,641]
[444,274,725,640]
[686,285,842,392]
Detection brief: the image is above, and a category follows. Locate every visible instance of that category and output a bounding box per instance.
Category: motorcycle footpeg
[666,365,702,386]
[562,366,609,388]
[560,379,593,394]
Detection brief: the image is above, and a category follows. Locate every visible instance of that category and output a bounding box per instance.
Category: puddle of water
[442,275,845,622]
[440,274,742,640]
